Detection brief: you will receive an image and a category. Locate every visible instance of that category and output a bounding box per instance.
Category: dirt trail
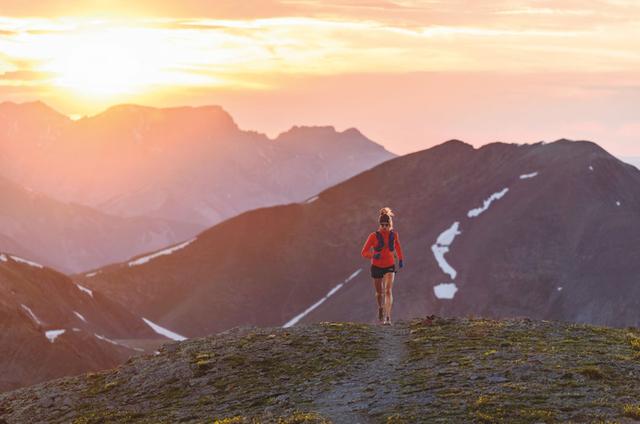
[312,323,409,423]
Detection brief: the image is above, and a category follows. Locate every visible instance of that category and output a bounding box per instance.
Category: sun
[47,29,151,98]
[31,21,258,107]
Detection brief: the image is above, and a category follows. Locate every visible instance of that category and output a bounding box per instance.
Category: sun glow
[53,39,144,96]
[43,28,158,97]
[1,5,639,113]
[28,22,261,101]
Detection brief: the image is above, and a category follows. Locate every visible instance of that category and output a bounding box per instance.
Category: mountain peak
[526,139,615,163]
[425,139,475,155]
[276,125,338,139]
[342,127,365,137]
[442,139,473,148]
[549,138,609,153]
[91,103,238,130]
[274,125,390,155]
[0,100,69,121]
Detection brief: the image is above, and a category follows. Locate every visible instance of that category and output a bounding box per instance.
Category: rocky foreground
[2,318,640,423]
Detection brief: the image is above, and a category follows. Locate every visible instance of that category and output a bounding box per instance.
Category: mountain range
[0,101,394,225]
[79,138,640,339]
[4,133,640,394]
[0,101,393,272]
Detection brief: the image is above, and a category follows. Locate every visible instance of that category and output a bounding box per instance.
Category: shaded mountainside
[0,253,170,392]
[0,101,394,228]
[0,175,200,273]
[3,318,640,423]
[81,139,640,337]
[0,233,43,267]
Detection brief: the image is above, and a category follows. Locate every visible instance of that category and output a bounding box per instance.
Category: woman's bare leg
[373,278,384,321]
[383,272,395,322]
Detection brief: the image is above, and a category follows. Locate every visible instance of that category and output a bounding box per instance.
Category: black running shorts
[371,264,395,279]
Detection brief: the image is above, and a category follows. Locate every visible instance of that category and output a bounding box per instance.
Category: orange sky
[0,0,639,155]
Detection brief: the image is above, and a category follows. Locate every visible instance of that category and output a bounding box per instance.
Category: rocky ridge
[3,318,640,423]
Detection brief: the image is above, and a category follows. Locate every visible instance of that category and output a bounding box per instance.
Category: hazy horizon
[1,1,639,156]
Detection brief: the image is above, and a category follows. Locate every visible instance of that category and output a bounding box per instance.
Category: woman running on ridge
[361,207,404,325]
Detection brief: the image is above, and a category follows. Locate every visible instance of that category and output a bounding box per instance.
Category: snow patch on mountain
[128,238,196,267]
[85,271,100,278]
[431,222,461,280]
[519,172,539,179]
[95,333,145,352]
[0,254,6,262]
[73,311,87,323]
[283,268,363,328]
[467,188,509,218]
[434,283,458,299]
[142,318,187,341]
[45,329,65,343]
[76,284,93,298]
[616,201,622,207]
[21,304,43,325]
[94,334,120,346]
[305,196,319,204]
[589,165,594,171]
[10,255,43,268]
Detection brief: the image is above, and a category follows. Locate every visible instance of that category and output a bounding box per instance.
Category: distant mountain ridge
[0,101,394,227]
[0,175,200,273]
[80,139,640,336]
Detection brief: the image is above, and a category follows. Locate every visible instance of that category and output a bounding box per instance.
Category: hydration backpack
[374,230,395,252]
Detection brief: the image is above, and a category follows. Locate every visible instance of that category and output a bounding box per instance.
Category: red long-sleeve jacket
[361,230,404,268]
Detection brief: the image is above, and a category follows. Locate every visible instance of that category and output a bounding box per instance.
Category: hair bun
[379,207,394,217]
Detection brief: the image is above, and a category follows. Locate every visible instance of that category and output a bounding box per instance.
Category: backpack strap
[388,230,396,252]
[374,231,385,252]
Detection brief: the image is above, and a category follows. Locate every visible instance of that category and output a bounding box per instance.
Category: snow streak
[142,318,187,341]
[283,268,363,328]
[128,238,196,267]
[10,255,43,268]
[467,188,509,218]
[305,196,319,204]
[21,304,43,325]
[519,172,539,179]
[95,334,120,346]
[76,284,94,298]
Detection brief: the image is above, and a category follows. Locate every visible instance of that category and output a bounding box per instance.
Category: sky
[0,0,639,155]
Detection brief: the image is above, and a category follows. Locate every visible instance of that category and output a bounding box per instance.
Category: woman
[361,207,404,325]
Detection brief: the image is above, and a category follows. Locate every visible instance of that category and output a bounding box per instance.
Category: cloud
[0,70,52,81]
[0,10,638,95]
[494,7,596,16]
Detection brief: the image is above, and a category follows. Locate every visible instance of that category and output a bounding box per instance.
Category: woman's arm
[395,232,404,267]
[361,233,375,259]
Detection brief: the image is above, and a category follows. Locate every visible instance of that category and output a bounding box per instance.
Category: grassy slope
[2,318,640,423]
